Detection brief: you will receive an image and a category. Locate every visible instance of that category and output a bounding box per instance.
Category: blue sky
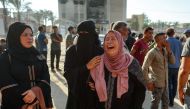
[1,0,189,23]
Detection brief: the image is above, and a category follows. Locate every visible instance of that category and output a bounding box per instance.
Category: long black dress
[64,45,103,109]
[64,20,104,109]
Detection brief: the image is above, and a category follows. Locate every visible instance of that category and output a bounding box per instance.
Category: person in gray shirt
[50,26,63,72]
[65,26,76,49]
[142,32,175,109]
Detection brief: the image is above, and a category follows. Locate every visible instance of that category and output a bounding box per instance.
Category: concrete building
[58,0,127,34]
[127,14,145,32]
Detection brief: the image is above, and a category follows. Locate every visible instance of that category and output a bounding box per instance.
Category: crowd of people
[0,20,190,109]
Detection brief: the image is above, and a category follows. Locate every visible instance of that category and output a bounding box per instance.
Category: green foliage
[32,10,56,26]
[0,0,10,32]
[8,0,31,21]
[143,13,151,29]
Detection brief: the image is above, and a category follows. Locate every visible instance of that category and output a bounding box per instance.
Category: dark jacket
[125,35,136,51]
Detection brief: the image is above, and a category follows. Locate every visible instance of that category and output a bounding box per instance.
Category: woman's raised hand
[86,56,101,70]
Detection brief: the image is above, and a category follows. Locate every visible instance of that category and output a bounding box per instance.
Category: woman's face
[20,28,33,48]
[104,32,119,57]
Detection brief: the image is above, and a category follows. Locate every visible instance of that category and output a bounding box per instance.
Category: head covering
[76,20,102,65]
[90,30,134,101]
[77,20,96,33]
[6,22,40,64]
[7,22,32,49]
[184,29,190,34]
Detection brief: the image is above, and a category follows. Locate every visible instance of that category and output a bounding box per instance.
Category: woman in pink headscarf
[90,30,145,109]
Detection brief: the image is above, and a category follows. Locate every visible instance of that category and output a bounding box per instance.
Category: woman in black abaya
[0,22,53,109]
[64,20,103,109]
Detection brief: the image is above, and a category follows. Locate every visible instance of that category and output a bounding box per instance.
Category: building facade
[58,0,127,34]
[127,14,145,32]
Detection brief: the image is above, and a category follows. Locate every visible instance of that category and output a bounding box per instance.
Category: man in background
[50,26,63,72]
[131,27,154,66]
[37,25,48,59]
[142,32,175,109]
[65,26,76,49]
[125,28,136,51]
[166,28,182,107]
[112,21,129,51]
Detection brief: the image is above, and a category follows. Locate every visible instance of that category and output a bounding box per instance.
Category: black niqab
[76,20,103,65]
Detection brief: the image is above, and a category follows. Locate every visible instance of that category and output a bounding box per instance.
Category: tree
[173,21,179,29]
[37,10,49,25]
[0,0,9,33]
[48,11,56,26]
[183,23,190,29]
[32,10,44,26]
[41,10,48,25]
[32,10,56,26]
[40,10,56,26]
[9,0,31,21]
[143,14,151,29]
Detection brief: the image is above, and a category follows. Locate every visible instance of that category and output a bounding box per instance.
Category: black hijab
[6,22,40,64]
[76,20,103,65]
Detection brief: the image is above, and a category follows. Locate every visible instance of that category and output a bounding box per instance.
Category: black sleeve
[0,53,25,106]
[64,46,89,95]
[36,60,53,108]
[128,59,146,86]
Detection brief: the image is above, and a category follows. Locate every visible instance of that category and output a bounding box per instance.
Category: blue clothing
[167,37,182,68]
[168,68,178,106]
[37,32,47,52]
